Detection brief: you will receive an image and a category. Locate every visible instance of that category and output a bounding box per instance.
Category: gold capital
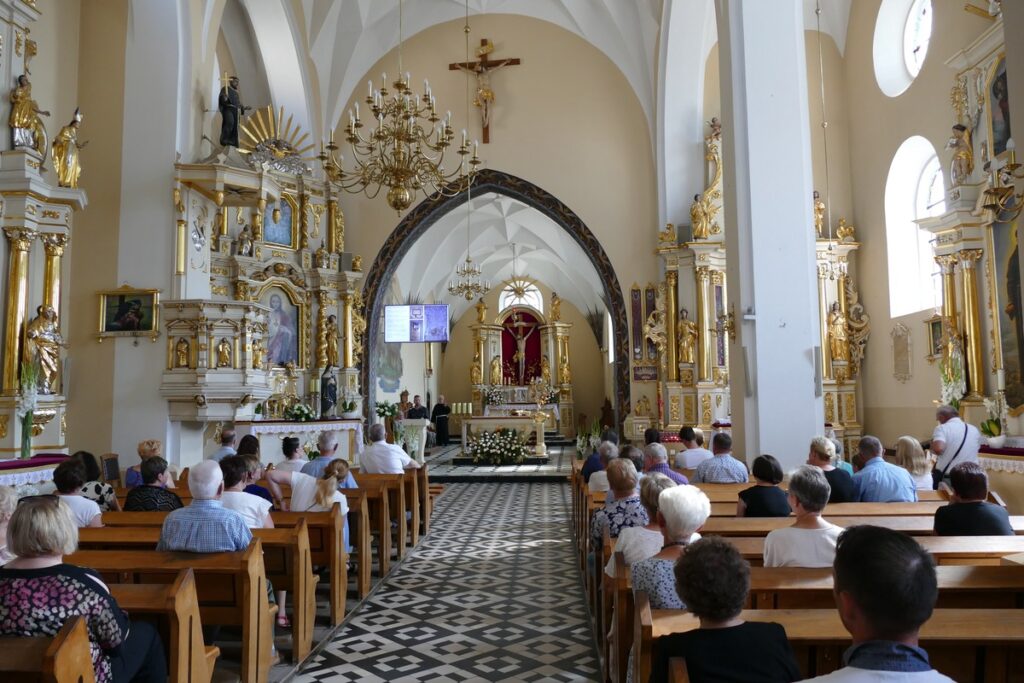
[957,249,983,268]
[4,227,37,252]
[42,232,68,256]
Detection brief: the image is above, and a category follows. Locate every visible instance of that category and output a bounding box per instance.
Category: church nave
[297,482,598,683]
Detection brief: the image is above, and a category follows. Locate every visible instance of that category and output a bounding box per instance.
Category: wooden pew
[725,536,1024,567]
[270,505,347,624]
[0,616,96,683]
[340,489,373,598]
[699,515,1024,537]
[403,468,420,547]
[352,472,407,562]
[417,465,433,535]
[347,479,392,576]
[109,569,220,683]
[692,482,946,502]
[707,501,948,517]
[634,598,1024,683]
[669,657,691,683]
[67,542,275,683]
[610,552,633,683]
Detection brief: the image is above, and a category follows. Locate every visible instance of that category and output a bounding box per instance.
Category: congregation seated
[608,445,646,503]
[737,454,791,518]
[581,429,618,483]
[853,435,917,502]
[604,473,676,578]
[125,440,162,488]
[674,426,714,469]
[586,441,618,493]
[209,427,237,463]
[894,435,933,491]
[0,486,15,563]
[302,431,359,482]
[74,451,118,511]
[803,525,953,681]
[275,436,306,473]
[0,495,167,683]
[930,404,981,489]
[643,442,688,485]
[122,456,182,512]
[650,536,801,683]
[806,436,855,503]
[54,460,103,528]
[219,456,273,529]
[691,432,749,484]
[590,459,648,549]
[933,462,1013,536]
[359,423,421,473]
[157,460,252,552]
[764,465,842,568]
[266,458,351,552]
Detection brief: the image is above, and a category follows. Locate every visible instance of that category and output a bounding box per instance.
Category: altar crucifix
[509,311,538,385]
[449,39,521,143]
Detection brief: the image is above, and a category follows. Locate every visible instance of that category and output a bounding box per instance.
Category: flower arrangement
[469,428,530,466]
[939,331,966,411]
[483,385,504,406]
[375,401,398,418]
[576,418,601,458]
[981,394,1008,438]
[16,362,38,459]
[341,399,358,413]
[285,403,316,422]
[545,389,560,404]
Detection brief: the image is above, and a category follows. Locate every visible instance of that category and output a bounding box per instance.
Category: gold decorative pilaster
[175,220,186,274]
[41,233,68,316]
[341,292,354,369]
[959,249,984,398]
[3,227,37,394]
[936,254,959,334]
[665,270,679,382]
[253,197,266,242]
[695,266,712,382]
[326,199,339,253]
[316,291,329,368]
[817,264,832,379]
[299,193,310,251]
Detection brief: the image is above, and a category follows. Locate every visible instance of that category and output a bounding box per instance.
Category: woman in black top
[934,462,1014,536]
[650,537,801,682]
[737,455,791,517]
[807,436,856,503]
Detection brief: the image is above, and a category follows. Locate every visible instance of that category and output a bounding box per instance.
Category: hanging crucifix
[449,39,521,143]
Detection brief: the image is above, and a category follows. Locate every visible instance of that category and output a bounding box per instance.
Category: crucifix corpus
[449,39,521,143]
[509,311,537,385]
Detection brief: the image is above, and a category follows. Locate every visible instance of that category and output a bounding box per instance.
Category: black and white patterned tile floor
[294,482,600,682]
[425,446,576,482]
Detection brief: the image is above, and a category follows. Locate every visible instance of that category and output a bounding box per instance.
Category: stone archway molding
[360,169,630,432]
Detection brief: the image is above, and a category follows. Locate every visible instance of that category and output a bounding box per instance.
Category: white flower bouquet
[285,403,316,422]
[468,428,529,466]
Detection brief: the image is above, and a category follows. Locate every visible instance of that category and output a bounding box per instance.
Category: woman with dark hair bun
[275,436,306,473]
[73,451,118,512]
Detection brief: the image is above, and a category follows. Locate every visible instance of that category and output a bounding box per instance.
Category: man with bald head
[853,436,917,503]
[930,405,980,488]
[157,460,252,552]
[360,423,420,473]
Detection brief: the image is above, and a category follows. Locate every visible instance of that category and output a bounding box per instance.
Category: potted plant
[340,398,361,419]
[982,395,1008,449]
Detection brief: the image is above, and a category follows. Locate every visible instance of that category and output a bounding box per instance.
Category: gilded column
[695,266,712,382]
[817,264,832,379]
[665,270,679,382]
[959,249,985,397]
[341,292,354,369]
[326,199,339,253]
[253,197,266,242]
[316,291,329,368]
[42,233,68,316]
[936,254,959,334]
[3,228,37,394]
[299,193,310,250]
[175,220,186,274]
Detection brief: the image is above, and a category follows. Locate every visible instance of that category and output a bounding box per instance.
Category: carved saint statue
[236,225,254,257]
[540,354,551,385]
[51,108,86,188]
[634,395,651,417]
[947,123,974,188]
[315,245,330,269]
[550,293,562,322]
[677,308,698,365]
[836,218,856,242]
[25,305,63,394]
[813,191,826,237]
[828,302,850,363]
[216,338,232,367]
[351,255,363,272]
[320,368,337,419]
[490,355,503,384]
[9,74,49,156]
[470,351,483,385]
[558,357,572,385]
[218,76,250,148]
[690,194,710,240]
[175,338,189,368]
[325,314,339,368]
[475,298,487,323]
[253,342,266,370]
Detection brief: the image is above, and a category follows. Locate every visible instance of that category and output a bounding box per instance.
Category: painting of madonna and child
[264,290,300,366]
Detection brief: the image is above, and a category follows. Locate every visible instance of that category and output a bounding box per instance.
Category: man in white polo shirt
[360,423,421,474]
[930,405,981,488]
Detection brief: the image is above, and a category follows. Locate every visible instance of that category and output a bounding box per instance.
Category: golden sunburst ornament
[240,106,316,175]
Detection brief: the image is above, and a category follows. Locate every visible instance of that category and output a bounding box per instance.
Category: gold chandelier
[318,0,480,211]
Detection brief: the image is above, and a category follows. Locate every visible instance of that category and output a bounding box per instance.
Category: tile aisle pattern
[426,446,575,481]
[296,482,600,682]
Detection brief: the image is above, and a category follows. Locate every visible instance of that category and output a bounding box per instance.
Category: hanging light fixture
[815,0,842,281]
[319,0,481,212]
[447,0,488,300]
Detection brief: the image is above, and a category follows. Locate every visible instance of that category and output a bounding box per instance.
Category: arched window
[885,136,945,317]
[903,0,933,79]
[498,279,543,314]
[873,0,932,97]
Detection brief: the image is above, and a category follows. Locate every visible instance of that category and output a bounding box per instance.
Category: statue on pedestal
[10,75,49,157]
[320,368,337,418]
[218,76,250,148]
[828,302,850,362]
[51,109,86,188]
[946,123,974,188]
[558,357,571,385]
[475,298,487,323]
[470,351,483,385]
[216,338,232,367]
[315,245,330,269]
[690,194,710,240]
[25,306,63,394]
[677,308,698,365]
[813,191,826,237]
[175,338,189,368]
[253,342,266,370]
[540,354,551,385]
[550,293,561,321]
[490,355,502,384]
[325,314,339,368]
[236,225,253,257]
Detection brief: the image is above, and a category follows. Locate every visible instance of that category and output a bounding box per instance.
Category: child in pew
[0,495,167,683]
[933,462,1013,536]
[649,537,801,683]
[803,526,954,681]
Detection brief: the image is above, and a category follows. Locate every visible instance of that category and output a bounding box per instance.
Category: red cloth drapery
[500,309,542,385]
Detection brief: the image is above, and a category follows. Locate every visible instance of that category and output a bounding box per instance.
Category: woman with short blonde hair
[125,439,163,488]
[806,435,856,503]
[894,435,932,490]
[590,458,647,550]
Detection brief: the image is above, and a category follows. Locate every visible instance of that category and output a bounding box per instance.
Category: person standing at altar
[406,395,429,419]
[396,390,413,418]
[431,395,452,447]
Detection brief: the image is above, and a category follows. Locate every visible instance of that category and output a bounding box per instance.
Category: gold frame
[985,52,1010,161]
[263,194,300,250]
[253,280,309,369]
[97,285,160,340]
[924,313,944,364]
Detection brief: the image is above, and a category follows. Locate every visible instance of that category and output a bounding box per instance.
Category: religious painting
[630,285,643,361]
[644,285,657,360]
[259,286,301,367]
[98,286,160,338]
[925,314,944,363]
[264,195,298,249]
[990,215,1024,411]
[988,55,1012,158]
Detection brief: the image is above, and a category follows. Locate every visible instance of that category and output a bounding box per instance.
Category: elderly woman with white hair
[604,472,676,577]
[763,465,843,568]
[806,435,856,503]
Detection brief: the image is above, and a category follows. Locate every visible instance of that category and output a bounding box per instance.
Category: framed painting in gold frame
[97,285,160,340]
[254,281,308,369]
[986,53,1012,160]
[264,194,299,250]
[924,314,943,364]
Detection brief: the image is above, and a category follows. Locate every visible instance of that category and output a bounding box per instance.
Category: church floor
[293,482,600,682]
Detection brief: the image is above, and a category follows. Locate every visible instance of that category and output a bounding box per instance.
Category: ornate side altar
[236,418,363,462]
